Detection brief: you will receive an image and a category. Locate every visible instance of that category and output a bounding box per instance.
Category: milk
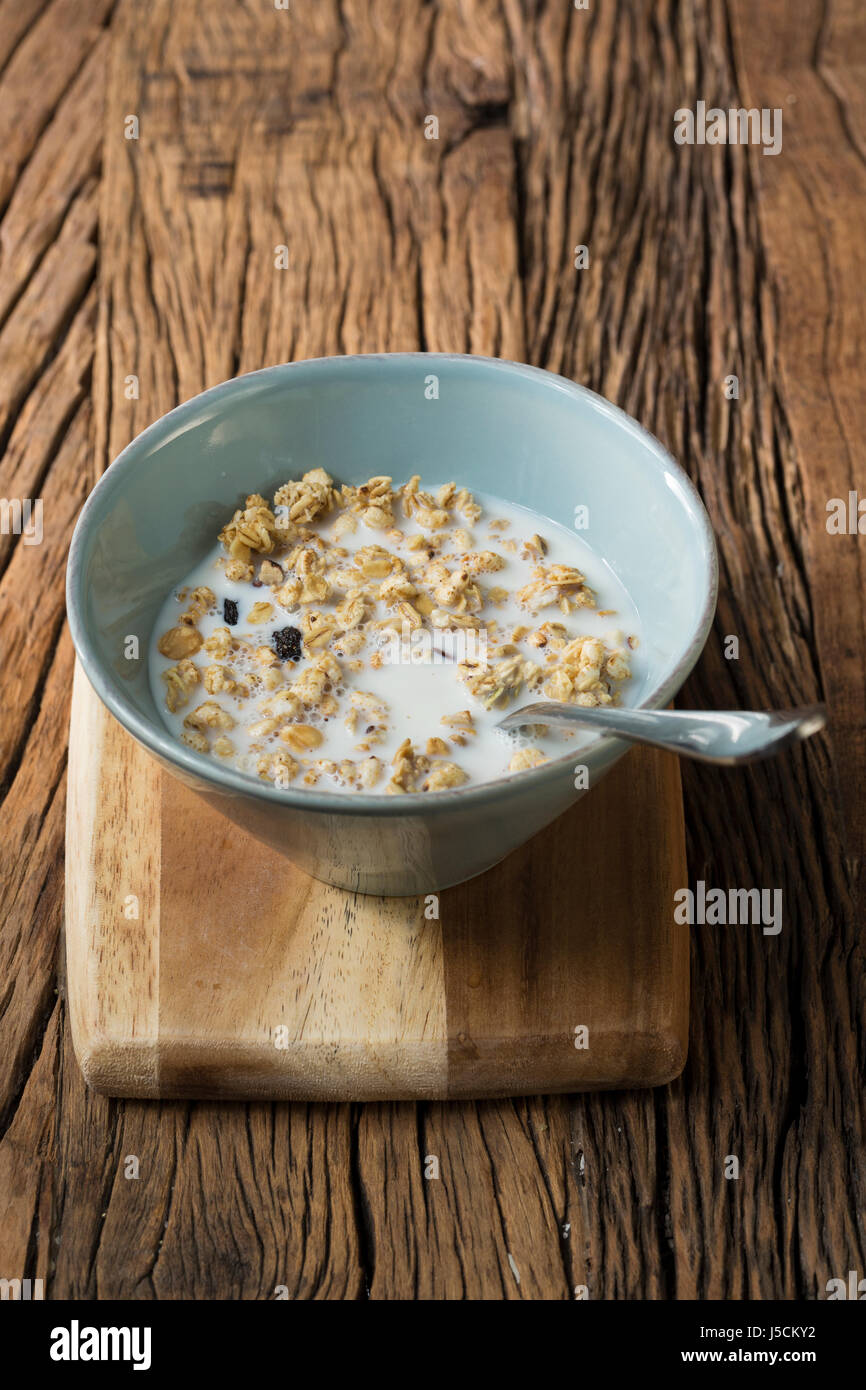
[148,487,644,791]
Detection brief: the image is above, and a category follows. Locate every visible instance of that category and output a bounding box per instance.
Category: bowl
[67,354,717,895]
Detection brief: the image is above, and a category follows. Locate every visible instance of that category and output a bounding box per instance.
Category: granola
[151,472,639,792]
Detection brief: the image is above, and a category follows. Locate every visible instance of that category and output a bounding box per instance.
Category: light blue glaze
[67,354,718,894]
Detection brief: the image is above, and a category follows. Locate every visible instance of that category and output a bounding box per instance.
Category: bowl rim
[67,352,719,817]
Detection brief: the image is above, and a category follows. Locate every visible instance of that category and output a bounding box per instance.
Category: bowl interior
[69,355,716,776]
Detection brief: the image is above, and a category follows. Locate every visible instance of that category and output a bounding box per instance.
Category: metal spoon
[496,702,827,765]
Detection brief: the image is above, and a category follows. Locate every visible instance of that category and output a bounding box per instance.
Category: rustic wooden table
[0,0,863,1300]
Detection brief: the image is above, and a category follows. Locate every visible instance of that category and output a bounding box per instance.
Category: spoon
[495,703,827,765]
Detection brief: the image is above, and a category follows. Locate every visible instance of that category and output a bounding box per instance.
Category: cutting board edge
[65,663,691,1101]
[67,1021,689,1101]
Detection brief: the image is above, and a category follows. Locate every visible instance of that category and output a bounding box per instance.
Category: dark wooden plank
[0,0,113,214]
[0,0,861,1300]
[503,0,864,1298]
[0,0,113,1296]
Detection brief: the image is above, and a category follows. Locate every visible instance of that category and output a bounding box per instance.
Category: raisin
[252,578,263,588]
[224,598,238,626]
[272,626,302,662]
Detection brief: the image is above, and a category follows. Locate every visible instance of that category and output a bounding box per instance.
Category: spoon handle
[497,703,827,765]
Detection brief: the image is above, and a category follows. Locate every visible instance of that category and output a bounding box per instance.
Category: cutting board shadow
[65,663,689,1100]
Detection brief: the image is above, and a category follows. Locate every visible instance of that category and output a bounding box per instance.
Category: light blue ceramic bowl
[67,354,717,895]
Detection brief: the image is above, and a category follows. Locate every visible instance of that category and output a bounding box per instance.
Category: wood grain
[66,668,688,1102]
[0,0,862,1299]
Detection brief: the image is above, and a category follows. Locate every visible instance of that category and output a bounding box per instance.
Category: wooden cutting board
[65,662,690,1100]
